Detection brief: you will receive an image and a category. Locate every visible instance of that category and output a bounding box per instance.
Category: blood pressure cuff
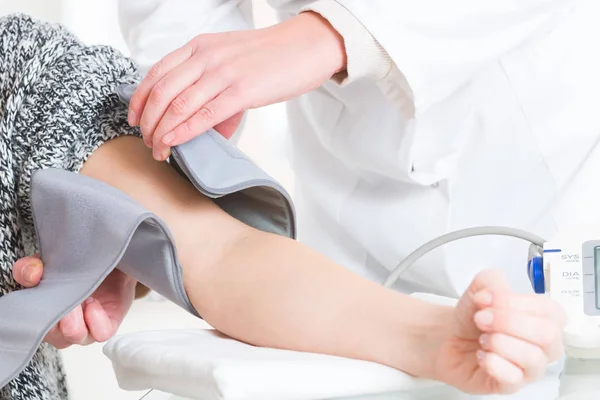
[0,84,296,388]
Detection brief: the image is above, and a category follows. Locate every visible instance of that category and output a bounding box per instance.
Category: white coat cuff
[300,0,392,85]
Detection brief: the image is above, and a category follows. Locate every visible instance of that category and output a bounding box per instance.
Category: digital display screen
[596,246,600,309]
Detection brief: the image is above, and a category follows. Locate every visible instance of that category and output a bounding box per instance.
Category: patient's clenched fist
[435,270,566,395]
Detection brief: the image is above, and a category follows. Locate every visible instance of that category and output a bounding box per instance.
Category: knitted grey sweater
[0,14,141,400]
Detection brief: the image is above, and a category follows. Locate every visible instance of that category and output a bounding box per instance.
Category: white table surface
[107,294,600,400]
[137,359,600,400]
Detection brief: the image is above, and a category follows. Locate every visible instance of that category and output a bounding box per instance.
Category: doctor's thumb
[12,254,43,288]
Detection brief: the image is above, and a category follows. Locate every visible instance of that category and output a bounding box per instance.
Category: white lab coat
[118,0,600,299]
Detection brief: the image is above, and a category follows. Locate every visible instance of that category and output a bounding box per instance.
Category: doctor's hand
[127,12,346,161]
[12,254,137,349]
[435,270,566,395]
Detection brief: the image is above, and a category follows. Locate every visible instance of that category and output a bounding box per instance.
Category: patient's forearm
[80,136,450,378]
[194,231,452,377]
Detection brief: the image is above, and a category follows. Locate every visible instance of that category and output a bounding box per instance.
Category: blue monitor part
[527,256,545,294]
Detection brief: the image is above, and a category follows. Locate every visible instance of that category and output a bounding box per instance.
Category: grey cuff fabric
[0,85,296,390]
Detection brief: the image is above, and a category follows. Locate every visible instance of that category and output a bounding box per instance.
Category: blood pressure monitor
[383,226,600,398]
[529,233,600,359]
[383,225,600,360]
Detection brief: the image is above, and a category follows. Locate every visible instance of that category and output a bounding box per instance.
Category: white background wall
[1,1,293,399]
[0,0,62,21]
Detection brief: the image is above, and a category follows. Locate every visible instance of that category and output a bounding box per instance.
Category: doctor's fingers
[138,56,208,148]
[128,43,195,127]
[473,308,564,362]
[12,254,43,288]
[151,78,240,160]
[154,86,242,158]
[479,333,548,383]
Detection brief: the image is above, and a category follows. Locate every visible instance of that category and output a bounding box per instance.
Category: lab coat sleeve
[300,0,575,113]
[299,1,392,86]
[118,0,254,75]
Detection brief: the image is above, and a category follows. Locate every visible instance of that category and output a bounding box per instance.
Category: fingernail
[162,131,175,145]
[84,297,95,305]
[479,334,489,348]
[23,262,41,284]
[474,310,494,328]
[472,290,493,306]
[128,109,137,126]
[476,350,486,364]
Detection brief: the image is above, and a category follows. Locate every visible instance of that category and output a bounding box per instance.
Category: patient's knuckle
[530,346,547,366]
[490,310,506,331]
[486,333,501,351]
[537,328,556,348]
[490,291,508,309]
[523,352,547,382]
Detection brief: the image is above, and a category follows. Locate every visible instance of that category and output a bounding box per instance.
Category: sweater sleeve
[297,0,575,112]
[0,14,141,232]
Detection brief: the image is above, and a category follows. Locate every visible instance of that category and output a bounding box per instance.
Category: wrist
[299,1,393,85]
[285,12,347,77]
[388,300,454,379]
